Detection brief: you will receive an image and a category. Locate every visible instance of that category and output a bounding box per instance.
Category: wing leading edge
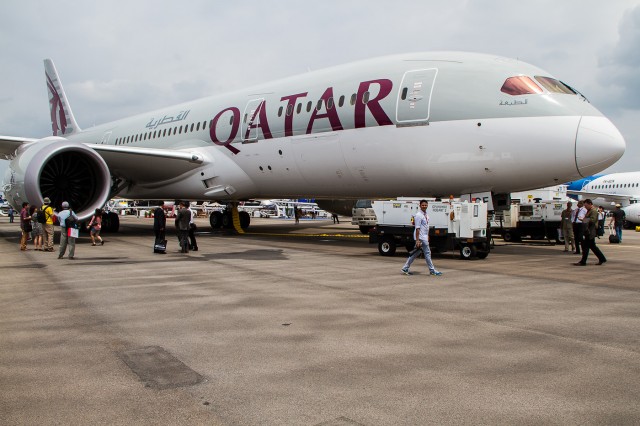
[88,144,206,185]
[0,136,38,158]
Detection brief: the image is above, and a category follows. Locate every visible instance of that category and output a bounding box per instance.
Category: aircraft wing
[88,144,206,184]
[0,136,38,158]
[566,189,635,204]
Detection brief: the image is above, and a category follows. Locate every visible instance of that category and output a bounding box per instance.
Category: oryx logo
[46,73,67,136]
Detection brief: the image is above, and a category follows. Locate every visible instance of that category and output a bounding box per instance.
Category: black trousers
[580,236,606,264]
[573,223,583,254]
[154,229,165,245]
[188,224,198,250]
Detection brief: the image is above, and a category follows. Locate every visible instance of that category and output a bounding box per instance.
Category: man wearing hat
[609,203,626,243]
[41,197,56,252]
[57,201,78,259]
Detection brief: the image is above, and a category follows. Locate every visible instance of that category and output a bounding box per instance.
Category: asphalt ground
[1,215,639,425]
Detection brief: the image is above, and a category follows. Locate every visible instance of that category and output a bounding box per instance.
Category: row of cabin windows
[591,183,639,189]
[276,91,371,118]
[113,91,374,145]
[114,120,210,145]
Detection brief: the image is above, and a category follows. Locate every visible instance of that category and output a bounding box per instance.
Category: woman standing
[88,208,104,246]
[30,206,44,251]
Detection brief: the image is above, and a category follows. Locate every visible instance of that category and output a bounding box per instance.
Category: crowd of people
[14,197,105,260]
[7,197,630,266]
[559,199,627,266]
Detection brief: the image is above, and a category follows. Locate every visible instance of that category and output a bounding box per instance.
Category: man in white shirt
[401,200,442,276]
[572,200,587,255]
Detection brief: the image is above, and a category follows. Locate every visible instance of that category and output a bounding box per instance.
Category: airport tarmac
[1,215,639,425]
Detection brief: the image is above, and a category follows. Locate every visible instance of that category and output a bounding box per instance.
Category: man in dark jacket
[175,201,191,253]
[574,199,606,266]
[153,204,167,251]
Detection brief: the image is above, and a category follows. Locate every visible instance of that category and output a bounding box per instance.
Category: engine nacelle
[3,137,111,221]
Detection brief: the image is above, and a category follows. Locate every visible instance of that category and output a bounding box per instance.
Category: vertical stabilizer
[44,59,81,136]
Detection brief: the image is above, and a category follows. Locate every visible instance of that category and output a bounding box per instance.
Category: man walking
[401,199,442,276]
[572,200,586,255]
[574,199,606,266]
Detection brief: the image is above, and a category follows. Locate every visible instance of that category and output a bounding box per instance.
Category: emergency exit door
[396,68,437,126]
[242,98,265,142]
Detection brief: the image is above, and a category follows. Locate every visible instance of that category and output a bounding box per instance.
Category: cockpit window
[534,76,577,94]
[500,76,543,96]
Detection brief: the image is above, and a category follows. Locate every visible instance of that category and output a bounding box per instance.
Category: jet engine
[4,137,111,222]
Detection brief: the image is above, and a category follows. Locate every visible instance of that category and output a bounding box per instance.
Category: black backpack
[65,212,77,228]
[37,206,49,224]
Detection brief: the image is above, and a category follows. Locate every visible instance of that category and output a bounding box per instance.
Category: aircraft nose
[575,116,625,176]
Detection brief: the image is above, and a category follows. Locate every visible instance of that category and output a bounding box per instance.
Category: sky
[1,0,639,183]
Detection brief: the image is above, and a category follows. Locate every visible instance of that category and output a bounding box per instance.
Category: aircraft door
[396,68,437,126]
[242,98,265,143]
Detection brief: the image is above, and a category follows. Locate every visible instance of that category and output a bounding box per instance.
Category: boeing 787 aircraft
[0,52,625,231]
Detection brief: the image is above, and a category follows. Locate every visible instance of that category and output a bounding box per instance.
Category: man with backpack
[40,197,55,252]
[57,201,79,259]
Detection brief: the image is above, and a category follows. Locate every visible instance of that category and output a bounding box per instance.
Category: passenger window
[228,115,233,125]
[401,87,408,100]
[500,76,543,96]
[317,99,323,110]
[327,97,334,109]
[362,91,370,104]
[163,129,167,137]
[190,123,194,132]
[297,103,302,114]
[350,93,356,105]
[307,101,312,112]
[338,95,345,107]
[196,122,200,131]
[278,106,283,117]
[287,104,293,116]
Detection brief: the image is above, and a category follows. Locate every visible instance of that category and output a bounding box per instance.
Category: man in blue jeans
[401,200,442,276]
[608,204,626,243]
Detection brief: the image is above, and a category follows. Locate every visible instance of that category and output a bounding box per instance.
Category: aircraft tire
[209,211,223,229]
[222,212,232,228]
[102,212,120,233]
[239,211,251,229]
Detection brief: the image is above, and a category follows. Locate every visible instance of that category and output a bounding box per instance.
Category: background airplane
[567,171,640,227]
[0,52,625,232]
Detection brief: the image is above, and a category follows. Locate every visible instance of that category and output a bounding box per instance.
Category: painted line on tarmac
[243,232,368,238]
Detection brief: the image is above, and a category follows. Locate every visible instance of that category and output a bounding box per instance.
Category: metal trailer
[493,201,564,243]
[369,200,490,260]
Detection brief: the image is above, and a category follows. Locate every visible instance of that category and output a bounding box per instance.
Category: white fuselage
[63,52,625,201]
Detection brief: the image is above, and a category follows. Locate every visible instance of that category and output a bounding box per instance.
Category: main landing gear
[209,204,251,232]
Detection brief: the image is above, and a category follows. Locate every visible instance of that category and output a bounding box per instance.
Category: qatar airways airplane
[0,52,626,231]
[567,171,640,227]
